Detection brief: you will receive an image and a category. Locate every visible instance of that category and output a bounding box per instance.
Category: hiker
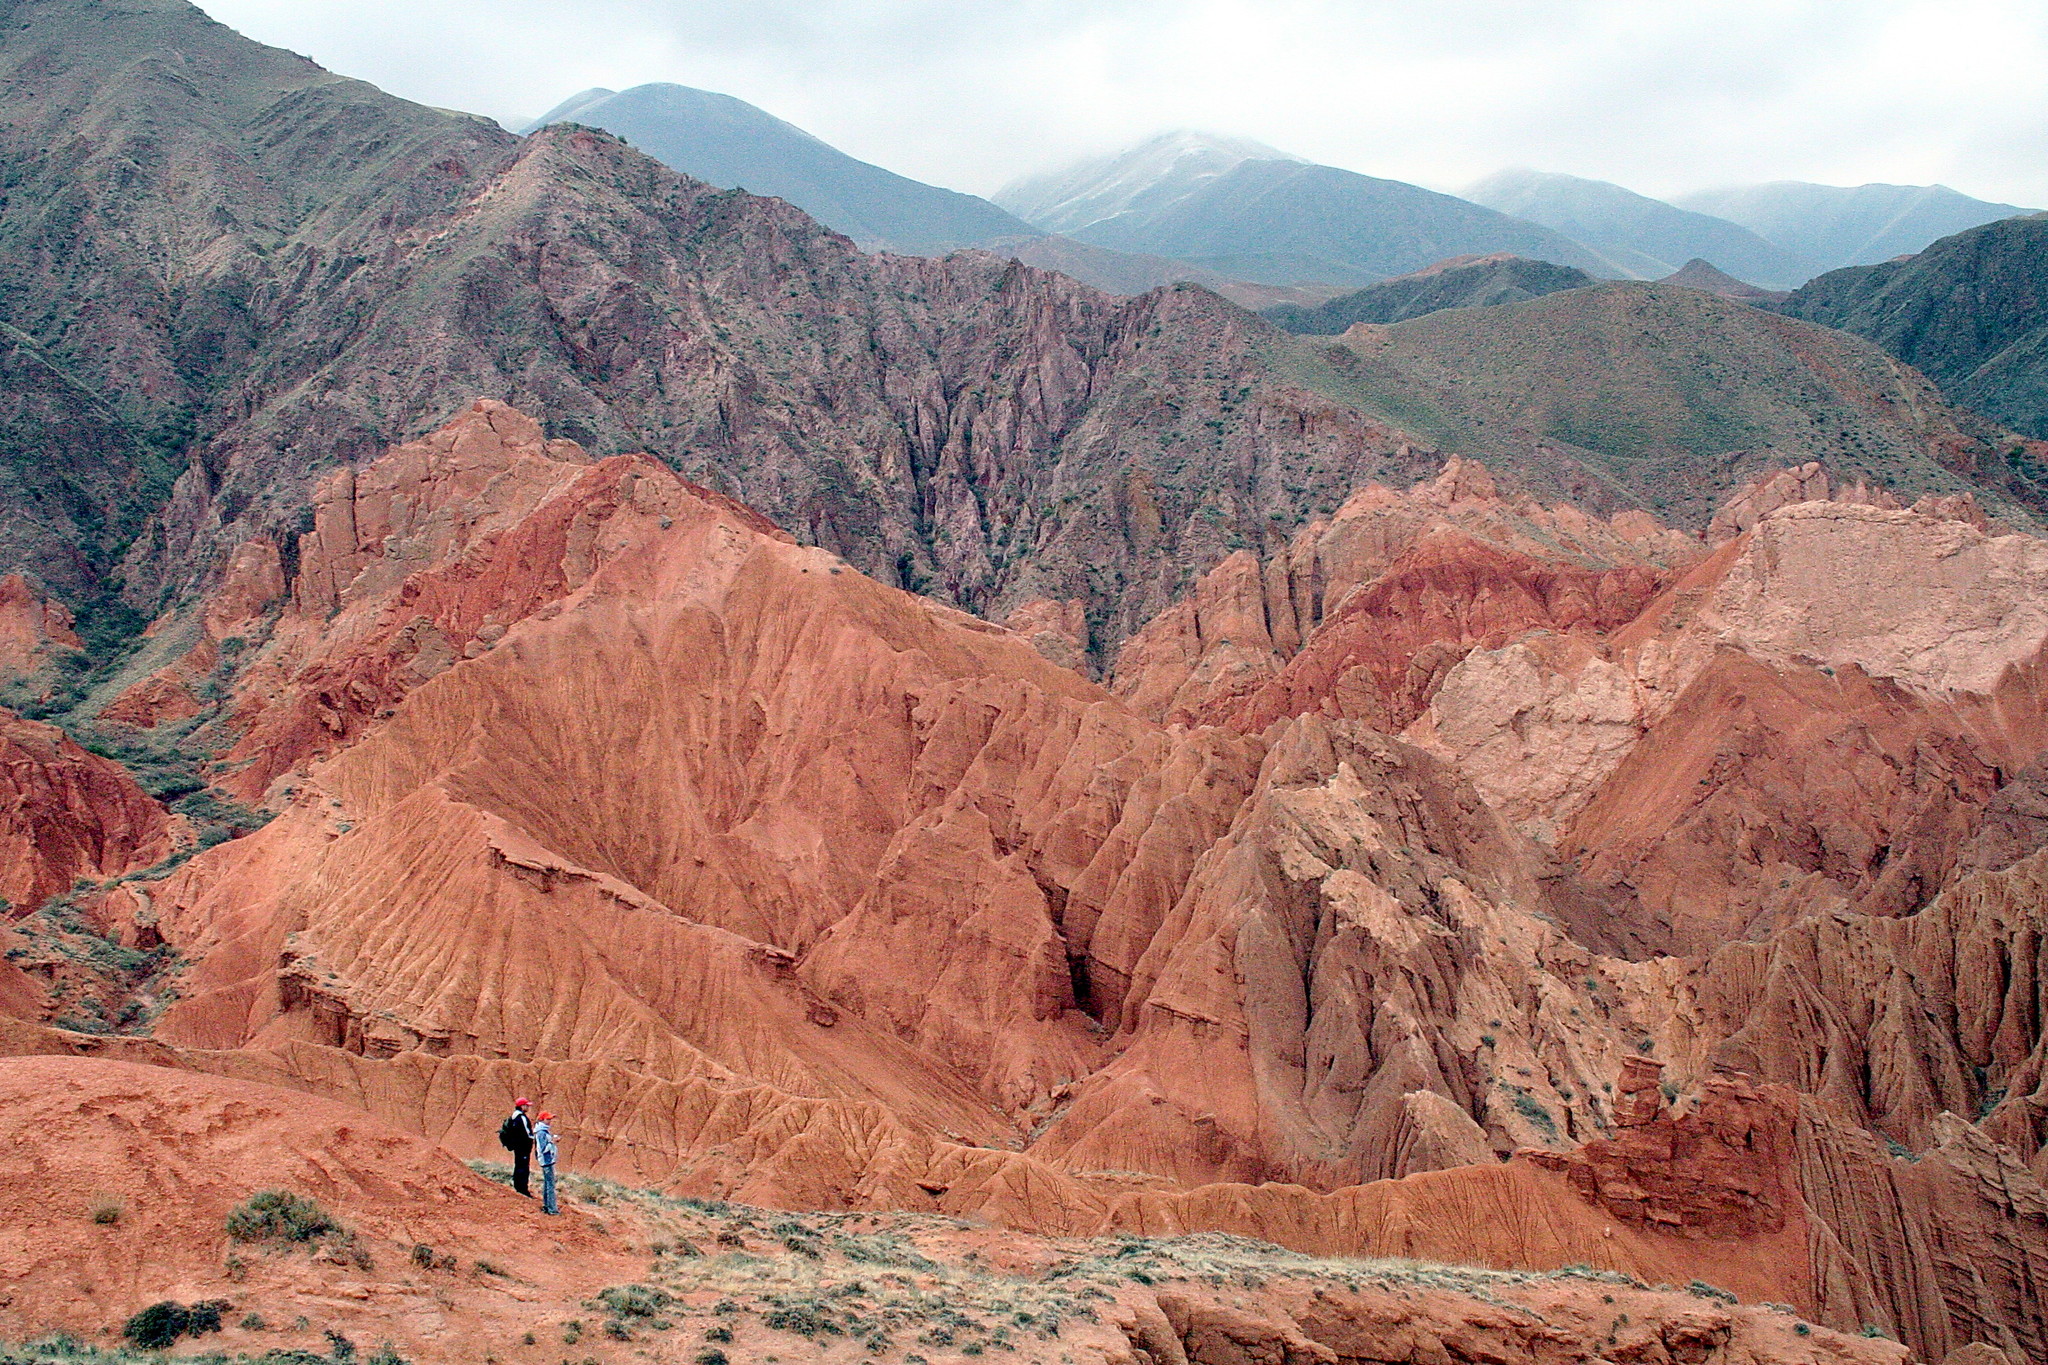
[534,1110,560,1216]
[498,1098,536,1197]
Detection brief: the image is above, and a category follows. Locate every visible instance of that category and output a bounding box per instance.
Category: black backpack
[498,1114,527,1151]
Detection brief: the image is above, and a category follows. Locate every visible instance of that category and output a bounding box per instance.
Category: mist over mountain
[994,131,1304,237]
[996,132,1633,287]
[520,82,1038,255]
[1465,169,1817,288]
[1677,180,2035,272]
[1776,213,2048,442]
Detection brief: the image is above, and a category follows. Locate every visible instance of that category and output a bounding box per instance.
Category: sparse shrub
[603,1319,631,1340]
[704,1325,733,1343]
[241,1312,267,1331]
[1686,1279,1737,1305]
[225,1189,339,1244]
[764,1298,838,1337]
[473,1259,507,1277]
[1794,1322,1812,1336]
[366,1347,408,1365]
[325,1328,357,1361]
[318,1228,373,1271]
[1511,1090,1559,1139]
[1861,1324,1891,1339]
[409,1243,435,1270]
[695,1352,730,1365]
[561,1320,583,1345]
[520,1331,536,1345]
[90,1196,124,1225]
[594,1284,671,1318]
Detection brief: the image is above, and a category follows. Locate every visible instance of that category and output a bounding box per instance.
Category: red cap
[514,1098,530,1108]
[537,1111,553,1122]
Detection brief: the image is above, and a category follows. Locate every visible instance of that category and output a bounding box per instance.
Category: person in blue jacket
[534,1110,560,1215]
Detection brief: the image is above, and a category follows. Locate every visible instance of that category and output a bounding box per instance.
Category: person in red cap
[497,1097,536,1197]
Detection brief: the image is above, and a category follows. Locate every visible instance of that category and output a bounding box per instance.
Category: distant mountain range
[1776,213,2048,441]
[1676,181,2034,272]
[1464,169,1816,288]
[994,132,1632,286]
[518,87,1320,304]
[519,89,2039,304]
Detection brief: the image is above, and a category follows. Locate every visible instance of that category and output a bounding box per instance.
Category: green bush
[124,1302,190,1349]
[122,1298,228,1348]
[226,1189,340,1243]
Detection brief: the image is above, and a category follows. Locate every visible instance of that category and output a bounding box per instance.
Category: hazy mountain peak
[994,129,1302,236]
[1464,167,1817,287]
[515,81,1036,254]
[1674,179,2035,271]
[522,86,617,130]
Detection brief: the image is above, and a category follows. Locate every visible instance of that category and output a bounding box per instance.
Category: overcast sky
[194,0,2048,207]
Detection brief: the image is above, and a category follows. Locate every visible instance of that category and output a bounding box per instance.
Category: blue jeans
[541,1163,558,1215]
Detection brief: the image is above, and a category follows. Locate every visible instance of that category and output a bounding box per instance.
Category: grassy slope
[1777,214,2048,442]
[1265,281,2048,530]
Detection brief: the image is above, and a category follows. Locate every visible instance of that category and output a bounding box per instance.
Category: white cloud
[194,0,2048,206]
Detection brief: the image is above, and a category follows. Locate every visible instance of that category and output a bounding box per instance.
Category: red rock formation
[1111,458,1696,730]
[0,1055,638,1358]
[0,709,170,914]
[1520,1060,1798,1239]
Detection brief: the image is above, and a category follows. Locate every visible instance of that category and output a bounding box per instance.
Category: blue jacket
[534,1120,557,1167]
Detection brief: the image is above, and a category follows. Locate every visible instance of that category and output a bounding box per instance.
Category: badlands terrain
[1,2,2047,1364]
[2,401,2044,1364]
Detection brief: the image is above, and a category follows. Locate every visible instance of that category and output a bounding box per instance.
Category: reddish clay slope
[0,1054,637,1359]
[0,1060,1903,1365]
